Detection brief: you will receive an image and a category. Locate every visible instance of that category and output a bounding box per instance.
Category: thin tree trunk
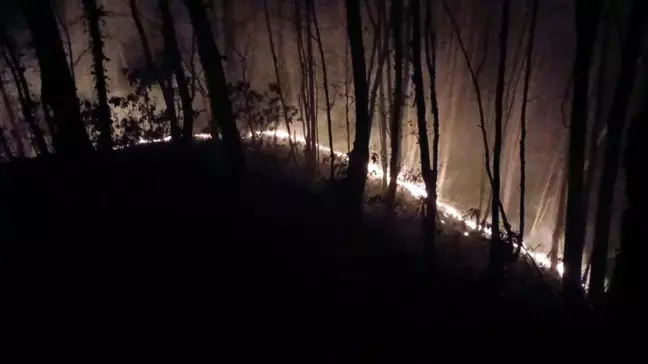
[305,1,317,175]
[563,0,603,311]
[410,0,435,247]
[589,0,647,308]
[82,0,113,151]
[21,0,92,158]
[490,0,511,271]
[159,0,191,143]
[1,30,48,155]
[550,162,567,270]
[263,0,296,161]
[385,0,405,211]
[609,107,647,324]
[184,0,244,169]
[424,0,440,240]
[344,37,351,153]
[0,78,27,157]
[311,1,335,181]
[344,0,371,220]
[517,0,540,256]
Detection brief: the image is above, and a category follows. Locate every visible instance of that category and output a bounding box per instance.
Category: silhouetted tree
[0,27,48,154]
[262,0,296,160]
[344,0,371,219]
[82,0,113,151]
[159,0,191,143]
[0,76,27,157]
[608,97,647,324]
[310,0,335,180]
[563,0,603,311]
[589,0,647,308]
[129,0,178,140]
[424,0,441,241]
[184,0,244,169]
[385,0,405,211]
[489,0,511,274]
[518,0,540,256]
[21,0,92,157]
[410,0,435,246]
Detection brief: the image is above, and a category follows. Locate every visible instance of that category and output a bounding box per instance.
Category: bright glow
[127,130,564,277]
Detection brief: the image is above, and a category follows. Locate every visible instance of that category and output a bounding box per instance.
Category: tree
[410,0,435,246]
[589,0,647,308]
[262,0,296,161]
[21,0,92,157]
[489,0,511,274]
[518,0,540,256]
[0,75,27,157]
[344,0,371,220]
[159,0,192,143]
[310,0,335,180]
[184,0,244,169]
[0,27,48,155]
[563,0,603,311]
[82,0,113,151]
[385,0,405,211]
[608,97,647,324]
[128,0,180,141]
[424,0,441,245]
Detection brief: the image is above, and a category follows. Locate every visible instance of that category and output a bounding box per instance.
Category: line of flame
[130,131,564,276]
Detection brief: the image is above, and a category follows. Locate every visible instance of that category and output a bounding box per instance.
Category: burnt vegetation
[0,0,646,360]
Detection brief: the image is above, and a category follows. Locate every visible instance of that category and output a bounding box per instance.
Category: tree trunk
[490,0,511,272]
[518,0,540,256]
[311,1,335,181]
[263,0,296,161]
[0,78,27,157]
[385,0,405,211]
[82,0,113,151]
[184,0,244,169]
[608,107,647,324]
[563,0,603,312]
[424,0,441,243]
[21,0,92,158]
[129,0,179,142]
[159,0,191,143]
[344,0,371,220]
[410,0,435,247]
[0,29,48,155]
[305,1,318,175]
[589,0,647,308]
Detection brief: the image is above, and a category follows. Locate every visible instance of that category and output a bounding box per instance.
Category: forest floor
[0,140,598,361]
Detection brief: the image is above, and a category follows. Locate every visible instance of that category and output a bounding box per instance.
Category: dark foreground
[1,142,600,361]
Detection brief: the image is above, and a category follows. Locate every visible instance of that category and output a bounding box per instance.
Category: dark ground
[1,142,600,361]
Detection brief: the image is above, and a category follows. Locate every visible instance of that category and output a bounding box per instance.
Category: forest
[0,0,646,359]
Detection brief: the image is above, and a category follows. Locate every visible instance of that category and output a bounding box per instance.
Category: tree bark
[82,0,113,151]
[0,77,27,157]
[184,0,244,170]
[159,0,191,143]
[21,0,92,158]
[563,0,603,312]
[589,0,647,308]
[344,0,371,220]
